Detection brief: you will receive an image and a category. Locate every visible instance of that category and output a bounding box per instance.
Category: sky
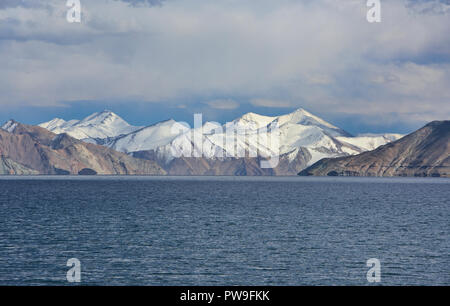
[0,0,449,134]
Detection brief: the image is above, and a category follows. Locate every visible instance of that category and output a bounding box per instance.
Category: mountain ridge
[39,110,142,141]
[34,108,405,175]
[299,120,450,177]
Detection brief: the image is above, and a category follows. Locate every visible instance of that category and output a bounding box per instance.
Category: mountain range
[2,108,447,177]
[34,109,404,175]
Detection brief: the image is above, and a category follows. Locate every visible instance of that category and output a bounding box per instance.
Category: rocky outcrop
[0,156,39,175]
[299,121,450,177]
[0,121,166,175]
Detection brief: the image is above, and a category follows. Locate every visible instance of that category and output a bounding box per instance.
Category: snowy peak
[77,110,121,126]
[39,110,141,140]
[278,108,351,137]
[225,113,275,133]
[237,112,275,126]
[39,118,67,130]
[279,108,331,127]
[231,108,350,137]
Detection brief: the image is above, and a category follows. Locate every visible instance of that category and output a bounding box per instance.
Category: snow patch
[1,120,18,133]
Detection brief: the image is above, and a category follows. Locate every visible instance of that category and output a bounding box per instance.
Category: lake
[0,176,448,285]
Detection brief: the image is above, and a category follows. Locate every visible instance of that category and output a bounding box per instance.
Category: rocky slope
[0,121,166,175]
[299,121,450,177]
[133,147,311,175]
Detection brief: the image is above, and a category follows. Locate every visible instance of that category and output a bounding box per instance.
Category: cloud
[116,0,166,7]
[0,0,449,129]
[406,0,450,15]
[0,0,47,9]
[250,99,292,108]
[206,99,239,110]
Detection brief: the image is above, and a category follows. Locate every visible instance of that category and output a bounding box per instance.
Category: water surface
[0,176,448,285]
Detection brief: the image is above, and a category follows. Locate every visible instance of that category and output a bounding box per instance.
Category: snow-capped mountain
[177,108,354,165]
[158,108,401,164]
[37,108,403,175]
[39,110,141,141]
[102,119,190,153]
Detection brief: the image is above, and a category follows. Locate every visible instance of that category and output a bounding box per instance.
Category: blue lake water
[0,176,448,285]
